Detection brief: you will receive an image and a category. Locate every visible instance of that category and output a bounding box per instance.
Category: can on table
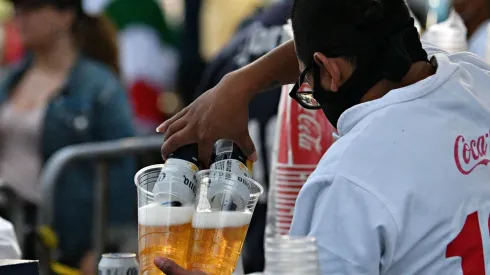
[98,253,138,275]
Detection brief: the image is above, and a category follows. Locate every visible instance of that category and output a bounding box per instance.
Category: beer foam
[192,211,253,228]
[138,204,194,226]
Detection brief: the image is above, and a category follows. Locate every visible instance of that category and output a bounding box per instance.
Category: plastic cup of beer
[135,165,195,275]
[188,170,263,275]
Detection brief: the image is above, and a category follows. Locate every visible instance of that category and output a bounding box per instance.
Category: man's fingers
[236,134,258,162]
[163,117,188,140]
[154,257,186,275]
[154,257,205,275]
[156,107,189,133]
[161,129,192,160]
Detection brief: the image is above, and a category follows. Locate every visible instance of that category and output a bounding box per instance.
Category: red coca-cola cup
[276,214,294,222]
[276,84,334,167]
[276,204,295,214]
[275,197,297,205]
[277,216,293,223]
[276,223,291,233]
[276,187,301,196]
[269,84,336,235]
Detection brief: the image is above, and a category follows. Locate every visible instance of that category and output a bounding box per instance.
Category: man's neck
[361,61,436,102]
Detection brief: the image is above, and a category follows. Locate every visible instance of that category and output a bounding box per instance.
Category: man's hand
[158,73,257,166]
[158,40,298,165]
[154,257,206,275]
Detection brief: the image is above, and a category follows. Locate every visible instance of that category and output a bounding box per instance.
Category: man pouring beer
[157,0,490,274]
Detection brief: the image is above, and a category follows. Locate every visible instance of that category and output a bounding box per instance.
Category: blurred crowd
[0,0,488,274]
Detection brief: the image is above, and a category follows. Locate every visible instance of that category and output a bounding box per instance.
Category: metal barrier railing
[38,135,163,274]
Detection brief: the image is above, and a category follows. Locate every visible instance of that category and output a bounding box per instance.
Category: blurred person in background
[105,0,180,135]
[453,0,490,59]
[199,0,265,62]
[104,0,181,167]
[0,0,135,273]
[196,0,292,272]
[178,0,205,106]
[178,0,268,107]
[81,0,180,135]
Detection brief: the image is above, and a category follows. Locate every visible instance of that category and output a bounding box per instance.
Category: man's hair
[291,0,412,64]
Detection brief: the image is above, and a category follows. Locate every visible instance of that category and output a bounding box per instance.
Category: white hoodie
[290,42,490,274]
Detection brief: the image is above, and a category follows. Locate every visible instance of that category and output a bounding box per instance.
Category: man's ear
[313,52,341,92]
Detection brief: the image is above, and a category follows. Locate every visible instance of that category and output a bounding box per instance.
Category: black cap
[168,144,200,168]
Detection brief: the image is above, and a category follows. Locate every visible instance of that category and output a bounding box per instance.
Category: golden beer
[138,204,194,275]
[187,211,253,275]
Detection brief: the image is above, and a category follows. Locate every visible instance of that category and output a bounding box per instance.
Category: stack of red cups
[273,83,336,235]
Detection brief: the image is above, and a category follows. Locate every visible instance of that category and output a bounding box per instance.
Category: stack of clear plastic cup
[264,236,320,275]
[422,9,468,54]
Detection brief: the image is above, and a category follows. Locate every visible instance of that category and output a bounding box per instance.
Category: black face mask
[311,19,428,128]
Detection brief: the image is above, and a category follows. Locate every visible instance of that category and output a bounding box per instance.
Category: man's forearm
[230,39,299,97]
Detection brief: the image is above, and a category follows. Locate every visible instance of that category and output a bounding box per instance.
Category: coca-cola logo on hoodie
[454,131,490,175]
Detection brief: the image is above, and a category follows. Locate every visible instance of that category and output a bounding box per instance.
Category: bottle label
[208,140,256,211]
[211,139,253,177]
[152,159,198,205]
[210,159,251,179]
[209,163,250,210]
